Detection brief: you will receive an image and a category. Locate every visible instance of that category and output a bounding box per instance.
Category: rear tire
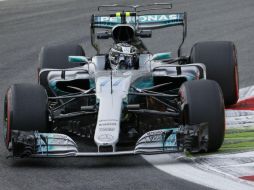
[3,84,49,149]
[38,43,85,91]
[179,80,225,152]
[190,41,239,106]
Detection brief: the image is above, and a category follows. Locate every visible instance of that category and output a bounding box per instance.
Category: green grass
[225,131,254,139]
[220,127,254,152]
[188,127,254,156]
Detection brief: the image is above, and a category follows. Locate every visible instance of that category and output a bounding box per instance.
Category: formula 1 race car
[3,3,239,158]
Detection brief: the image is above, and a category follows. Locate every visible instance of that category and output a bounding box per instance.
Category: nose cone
[94,75,131,151]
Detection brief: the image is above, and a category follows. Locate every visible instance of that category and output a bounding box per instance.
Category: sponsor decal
[97,14,181,23]
[113,79,122,86]
[99,127,116,132]
[94,14,184,28]
[98,134,114,142]
[147,131,164,142]
[100,79,110,87]
[99,119,118,122]
[99,78,122,87]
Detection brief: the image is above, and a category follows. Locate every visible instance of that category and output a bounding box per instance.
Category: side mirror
[137,30,152,38]
[152,52,172,61]
[68,56,89,64]
[97,31,112,39]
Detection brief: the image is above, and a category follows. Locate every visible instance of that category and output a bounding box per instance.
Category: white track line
[239,85,254,100]
[143,154,254,190]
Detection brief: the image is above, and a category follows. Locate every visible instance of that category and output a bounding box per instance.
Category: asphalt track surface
[1,0,254,189]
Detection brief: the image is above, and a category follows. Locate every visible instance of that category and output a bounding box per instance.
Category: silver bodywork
[34,54,207,157]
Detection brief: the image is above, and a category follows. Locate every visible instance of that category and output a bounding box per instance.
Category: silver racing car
[3,3,239,158]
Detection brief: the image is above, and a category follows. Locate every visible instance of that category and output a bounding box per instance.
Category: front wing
[9,123,208,158]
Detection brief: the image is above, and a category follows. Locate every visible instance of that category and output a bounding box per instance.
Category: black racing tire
[3,84,49,149]
[38,43,85,91]
[179,80,225,152]
[190,41,239,106]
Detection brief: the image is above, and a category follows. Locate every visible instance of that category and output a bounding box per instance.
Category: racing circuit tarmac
[1,0,254,189]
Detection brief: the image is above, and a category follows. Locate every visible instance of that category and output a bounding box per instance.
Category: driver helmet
[109,43,139,70]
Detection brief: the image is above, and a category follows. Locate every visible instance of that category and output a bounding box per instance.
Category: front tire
[3,84,49,149]
[179,80,225,152]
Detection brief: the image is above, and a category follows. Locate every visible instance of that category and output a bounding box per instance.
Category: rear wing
[92,13,186,30]
[90,3,187,56]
